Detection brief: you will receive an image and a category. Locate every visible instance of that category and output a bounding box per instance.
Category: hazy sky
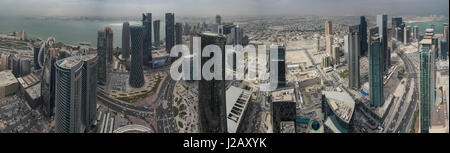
[0,0,448,17]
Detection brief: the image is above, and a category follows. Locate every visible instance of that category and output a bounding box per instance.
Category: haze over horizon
[0,0,448,18]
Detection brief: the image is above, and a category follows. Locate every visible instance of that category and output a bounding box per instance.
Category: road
[386,49,418,133]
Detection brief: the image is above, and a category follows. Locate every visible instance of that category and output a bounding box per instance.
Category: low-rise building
[0,70,19,98]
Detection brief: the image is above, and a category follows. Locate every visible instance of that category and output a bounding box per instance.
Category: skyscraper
[359,16,368,56]
[325,20,333,56]
[80,54,98,130]
[377,14,389,70]
[175,22,183,45]
[198,32,227,133]
[404,26,411,44]
[104,27,114,64]
[270,44,286,89]
[154,20,161,48]
[419,28,436,133]
[122,22,130,59]
[444,23,449,58]
[129,26,145,88]
[142,13,152,64]
[165,13,175,53]
[55,56,83,133]
[392,17,403,28]
[33,45,41,70]
[346,25,360,89]
[413,26,419,41]
[369,27,384,107]
[40,37,58,117]
[97,31,107,85]
[216,15,221,25]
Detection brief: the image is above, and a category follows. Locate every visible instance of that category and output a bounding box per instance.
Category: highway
[386,49,418,133]
[96,89,155,118]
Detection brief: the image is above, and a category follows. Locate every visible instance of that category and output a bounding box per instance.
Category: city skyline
[0,0,448,17]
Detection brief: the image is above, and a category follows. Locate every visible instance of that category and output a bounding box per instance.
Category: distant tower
[198,32,227,133]
[122,22,130,59]
[315,35,320,52]
[332,45,340,67]
[345,25,360,89]
[443,23,449,58]
[175,22,183,45]
[216,15,222,25]
[231,25,244,46]
[419,28,436,133]
[80,54,98,130]
[391,17,403,29]
[129,26,145,88]
[33,45,41,70]
[97,31,107,85]
[154,20,161,48]
[325,20,333,56]
[413,26,419,41]
[270,44,286,89]
[104,27,114,64]
[377,14,389,71]
[142,13,152,64]
[165,13,175,53]
[55,56,83,133]
[404,26,411,44]
[369,27,384,107]
[359,16,368,56]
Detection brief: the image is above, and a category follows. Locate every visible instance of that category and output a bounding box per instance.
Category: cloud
[0,0,448,17]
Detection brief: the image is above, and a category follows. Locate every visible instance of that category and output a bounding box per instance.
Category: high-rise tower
[198,32,227,133]
[97,31,107,85]
[346,25,360,89]
[55,56,83,133]
[129,26,145,88]
[369,27,384,107]
[359,16,368,56]
[104,27,114,64]
[165,13,175,53]
[419,28,436,133]
[80,54,98,130]
[122,22,130,59]
[154,20,161,48]
[142,13,152,64]
[377,14,389,70]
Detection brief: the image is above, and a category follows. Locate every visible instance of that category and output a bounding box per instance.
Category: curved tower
[55,56,83,133]
[129,26,145,88]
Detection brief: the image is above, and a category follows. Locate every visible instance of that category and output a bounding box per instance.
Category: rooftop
[0,70,18,87]
[226,86,252,133]
[280,121,295,133]
[56,56,82,69]
[322,91,355,123]
[271,87,296,102]
[25,83,41,100]
[81,54,97,61]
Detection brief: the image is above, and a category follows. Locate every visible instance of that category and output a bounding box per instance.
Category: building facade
[346,25,360,89]
[81,54,98,130]
[198,32,227,133]
[369,27,384,107]
[55,56,83,133]
[122,22,130,59]
[165,13,175,54]
[142,13,152,64]
[97,31,107,85]
[154,20,161,48]
[129,26,146,88]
